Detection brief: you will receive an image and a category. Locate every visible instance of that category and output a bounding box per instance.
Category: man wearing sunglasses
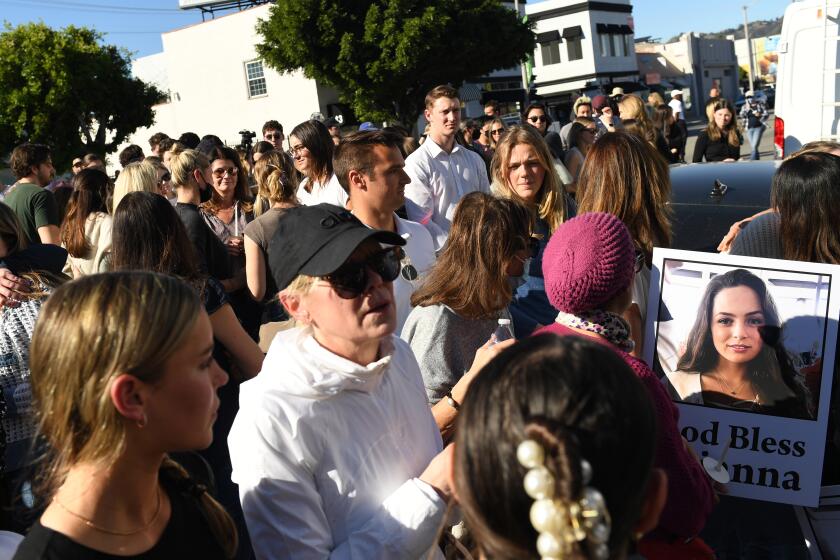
[229,204,457,559]
[261,119,285,150]
[404,85,490,251]
[522,102,564,161]
[334,130,436,334]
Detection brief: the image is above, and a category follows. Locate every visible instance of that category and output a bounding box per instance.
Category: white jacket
[228,327,446,559]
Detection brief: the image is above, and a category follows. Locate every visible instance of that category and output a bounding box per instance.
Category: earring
[137,413,147,429]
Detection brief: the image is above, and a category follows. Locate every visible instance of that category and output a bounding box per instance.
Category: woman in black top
[652,104,686,164]
[14,272,236,559]
[692,98,743,162]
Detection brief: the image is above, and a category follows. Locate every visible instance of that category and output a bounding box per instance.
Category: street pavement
[684,111,777,162]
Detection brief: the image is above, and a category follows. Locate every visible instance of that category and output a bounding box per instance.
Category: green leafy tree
[256,0,535,124]
[0,23,164,170]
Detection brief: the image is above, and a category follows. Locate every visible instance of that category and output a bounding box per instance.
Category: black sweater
[692,130,742,162]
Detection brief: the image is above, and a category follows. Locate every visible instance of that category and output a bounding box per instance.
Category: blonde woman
[562,116,597,193]
[618,94,671,162]
[111,161,157,213]
[168,146,234,291]
[488,117,507,149]
[491,125,575,336]
[245,152,299,320]
[15,272,236,558]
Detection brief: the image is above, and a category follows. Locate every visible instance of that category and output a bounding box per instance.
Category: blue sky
[0,0,793,61]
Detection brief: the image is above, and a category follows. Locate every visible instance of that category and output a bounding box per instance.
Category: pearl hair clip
[516,439,612,559]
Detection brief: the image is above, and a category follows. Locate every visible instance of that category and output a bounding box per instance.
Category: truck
[774,0,840,157]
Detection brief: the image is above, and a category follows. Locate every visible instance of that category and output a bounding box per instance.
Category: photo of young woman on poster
[666,268,812,419]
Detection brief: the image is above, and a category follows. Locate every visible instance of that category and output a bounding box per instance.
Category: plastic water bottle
[491,318,514,345]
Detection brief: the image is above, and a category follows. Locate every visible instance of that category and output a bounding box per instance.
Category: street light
[743,5,755,93]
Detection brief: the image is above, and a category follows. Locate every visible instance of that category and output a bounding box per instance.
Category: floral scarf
[555,310,635,353]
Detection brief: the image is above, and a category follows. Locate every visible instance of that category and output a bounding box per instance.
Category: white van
[774,0,840,157]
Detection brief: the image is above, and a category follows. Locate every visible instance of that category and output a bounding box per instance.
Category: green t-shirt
[3,183,59,245]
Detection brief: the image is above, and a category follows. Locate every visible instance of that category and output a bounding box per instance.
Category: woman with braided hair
[14,272,236,559]
[453,334,666,559]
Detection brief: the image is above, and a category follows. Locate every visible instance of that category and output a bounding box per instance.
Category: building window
[541,41,562,65]
[563,26,584,61]
[245,60,267,98]
[599,33,613,57]
[724,68,732,76]
[537,30,562,66]
[596,23,633,58]
[612,33,624,57]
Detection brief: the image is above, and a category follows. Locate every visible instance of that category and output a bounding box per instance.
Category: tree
[256,0,535,124]
[0,23,164,170]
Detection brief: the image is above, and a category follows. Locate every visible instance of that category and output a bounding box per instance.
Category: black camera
[238,129,257,150]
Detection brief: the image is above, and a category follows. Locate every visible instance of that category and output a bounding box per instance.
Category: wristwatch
[445,392,461,410]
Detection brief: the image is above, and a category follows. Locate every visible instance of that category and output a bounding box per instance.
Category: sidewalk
[684,112,776,162]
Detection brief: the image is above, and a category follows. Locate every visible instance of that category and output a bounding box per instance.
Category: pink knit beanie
[542,212,635,313]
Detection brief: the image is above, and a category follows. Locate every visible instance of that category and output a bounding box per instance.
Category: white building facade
[122,4,341,153]
[526,0,638,104]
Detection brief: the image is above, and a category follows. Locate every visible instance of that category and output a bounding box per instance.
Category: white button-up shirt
[404,138,489,250]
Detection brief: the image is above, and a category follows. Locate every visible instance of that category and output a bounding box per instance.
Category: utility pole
[742,5,755,93]
[514,0,530,107]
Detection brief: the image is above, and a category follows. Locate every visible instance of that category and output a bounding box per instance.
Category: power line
[0,0,188,14]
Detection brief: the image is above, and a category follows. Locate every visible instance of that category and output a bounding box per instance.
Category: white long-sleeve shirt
[228,327,445,559]
[404,138,489,250]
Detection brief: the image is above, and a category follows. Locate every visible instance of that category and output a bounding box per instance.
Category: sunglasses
[528,116,547,123]
[396,247,418,282]
[491,129,504,136]
[212,166,238,178]
[634,249,645,273]
[265,133,282,140]
[72,161,83,168]
[324,248,401,299]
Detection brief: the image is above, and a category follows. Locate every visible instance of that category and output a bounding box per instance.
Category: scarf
[555,309,635,353]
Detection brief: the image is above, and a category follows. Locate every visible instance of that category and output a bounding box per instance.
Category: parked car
[669,160,776,252]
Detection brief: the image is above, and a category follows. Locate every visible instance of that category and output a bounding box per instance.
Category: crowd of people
[0,80,831,560]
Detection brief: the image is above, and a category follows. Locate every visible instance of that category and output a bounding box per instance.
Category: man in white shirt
[228,204,452,559]
[668,89,685,121]
[404,85,490,250]
[334,130,436,333]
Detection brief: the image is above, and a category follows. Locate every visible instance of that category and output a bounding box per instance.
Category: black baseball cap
[268,204,406,292]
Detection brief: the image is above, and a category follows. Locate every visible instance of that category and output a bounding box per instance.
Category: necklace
[714,373,747,396]
[53,485,162,537]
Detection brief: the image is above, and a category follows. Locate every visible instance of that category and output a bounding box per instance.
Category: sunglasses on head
[634,249,645,273]
[323,248,401,299]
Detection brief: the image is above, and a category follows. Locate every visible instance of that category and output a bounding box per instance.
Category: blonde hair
[30,271,237,557]
[490,125,568,233]
[168,145,210,188]
[281,274,315,298]
[253,151,298,216]
[619,95,658,146]
[647,91,665,107]
[112,161,157,212]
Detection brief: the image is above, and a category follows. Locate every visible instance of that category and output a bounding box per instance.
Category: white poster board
[643,249,840,507]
